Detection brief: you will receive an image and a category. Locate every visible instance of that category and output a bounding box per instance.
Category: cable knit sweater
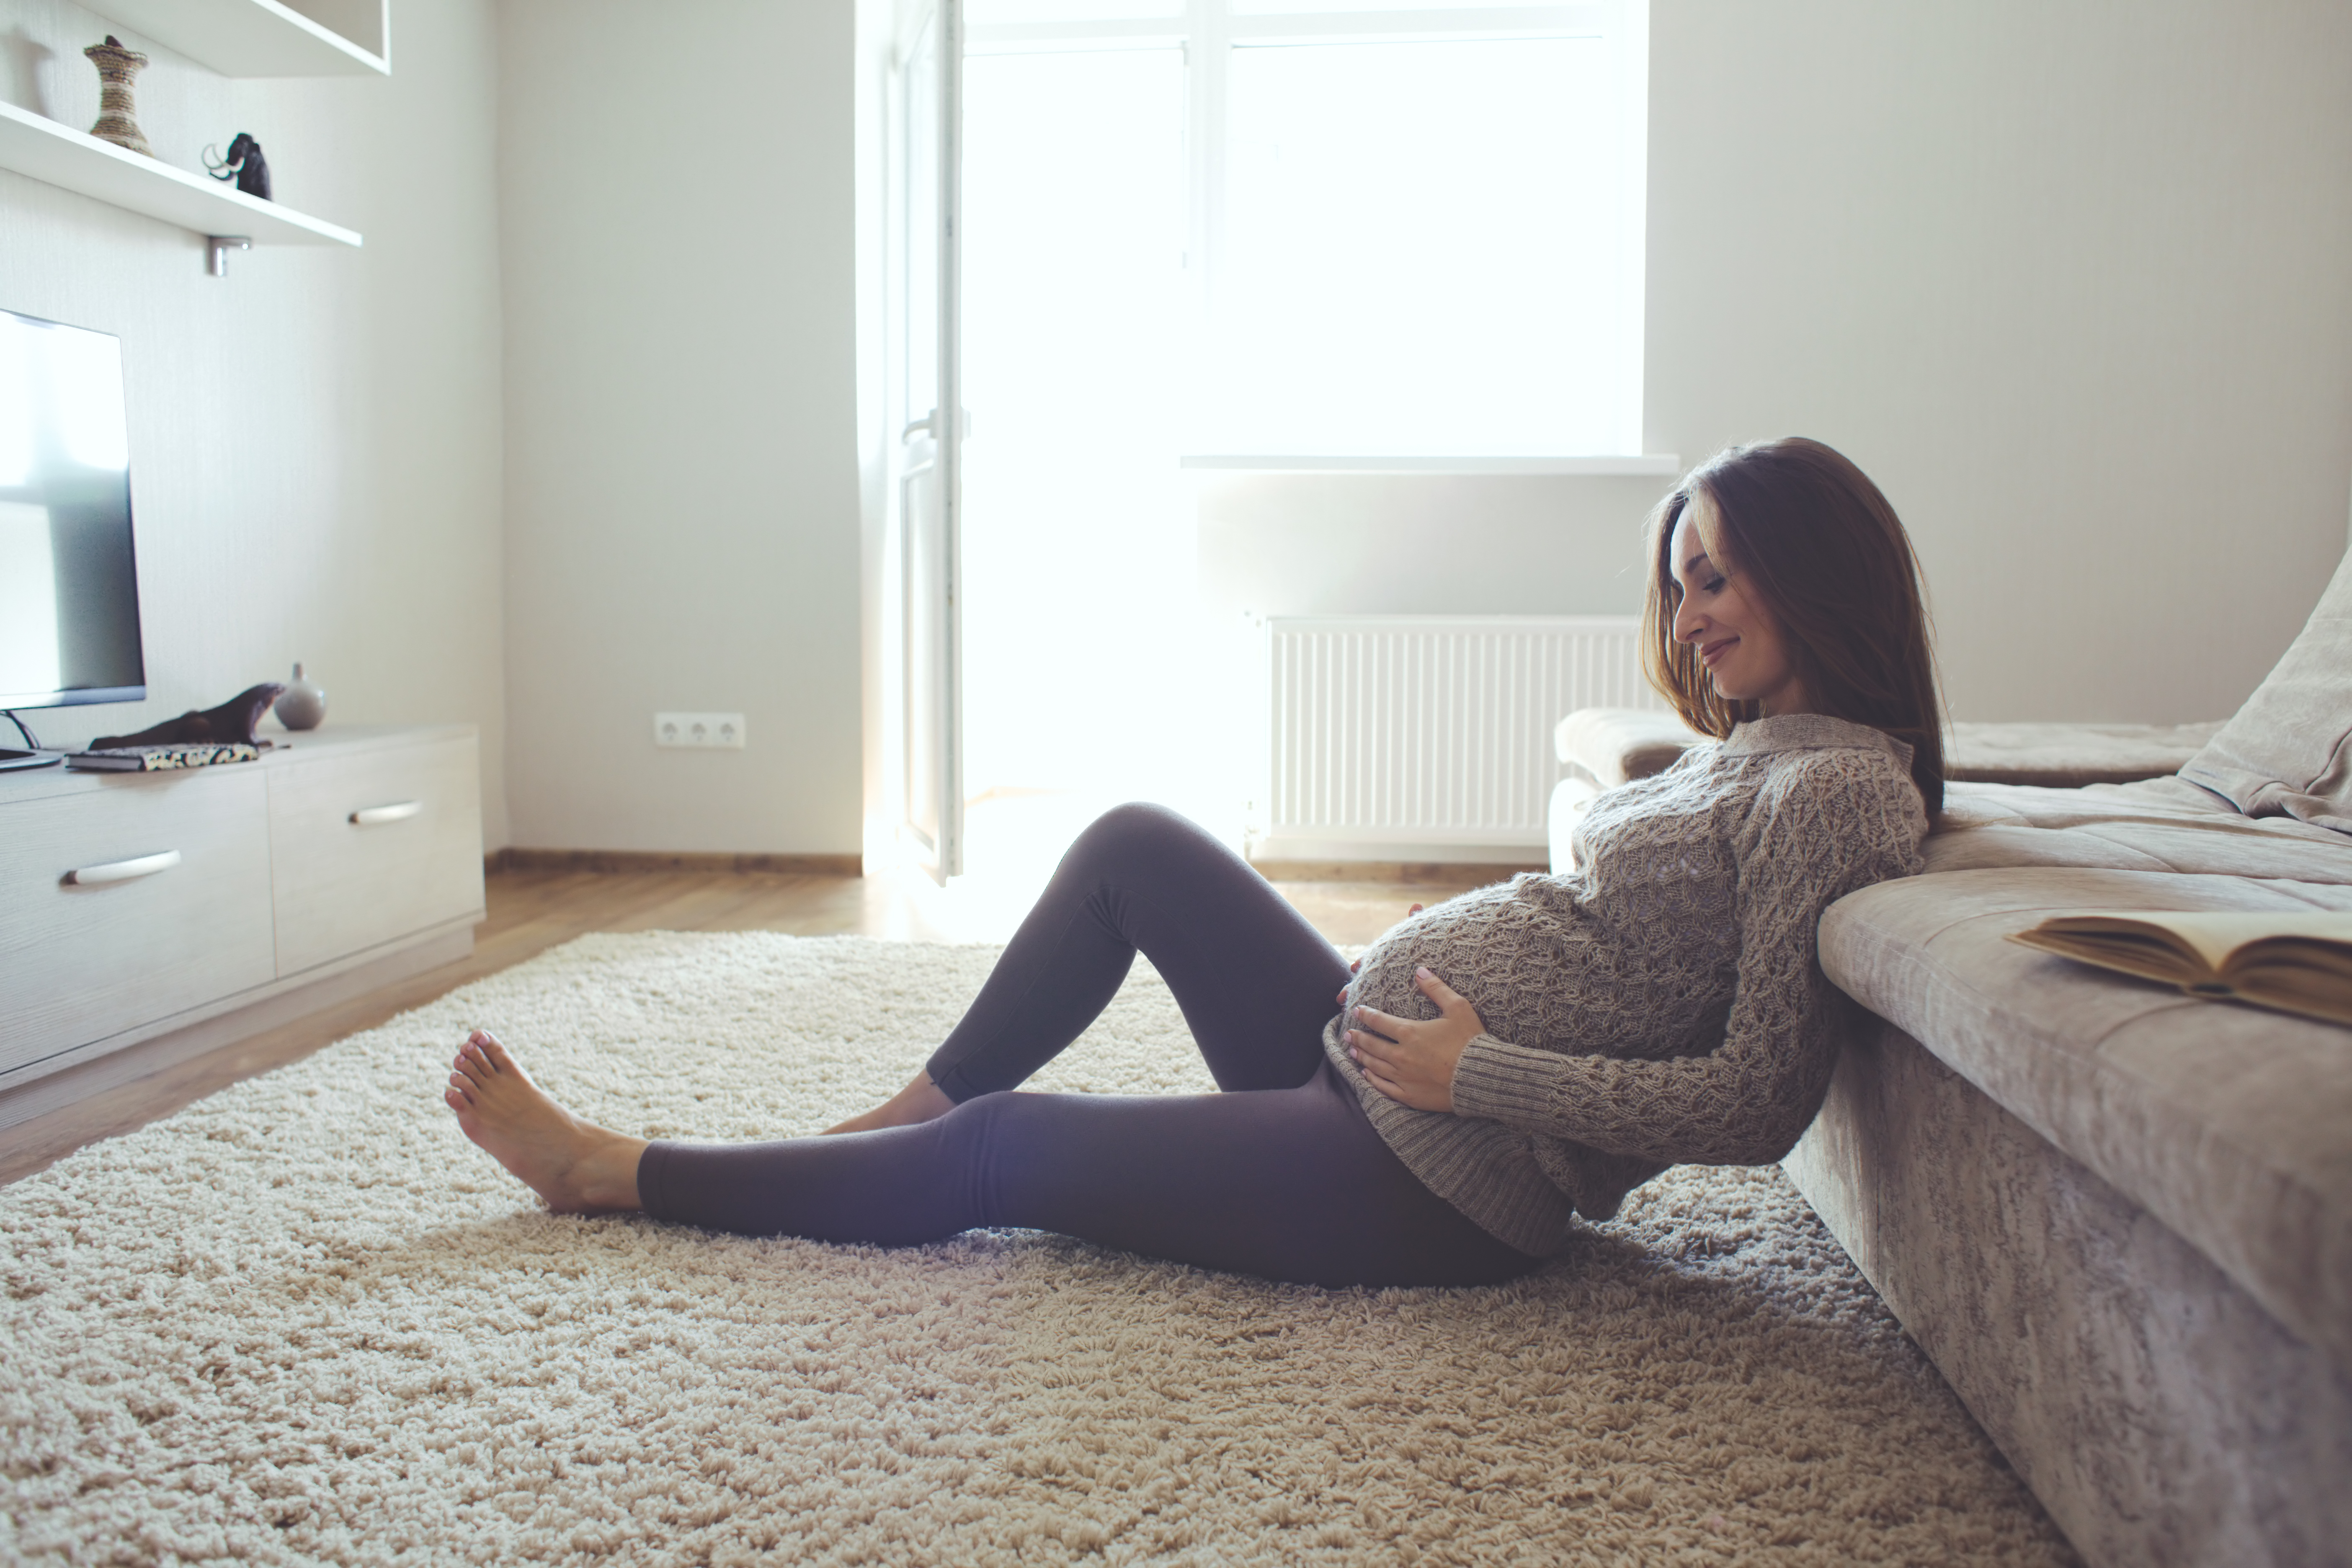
[1325,712,1928,1257]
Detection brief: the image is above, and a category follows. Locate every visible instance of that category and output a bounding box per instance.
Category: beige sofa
[1550,564,2352,1568]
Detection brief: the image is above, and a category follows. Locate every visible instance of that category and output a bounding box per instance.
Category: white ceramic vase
[276,663,327,730]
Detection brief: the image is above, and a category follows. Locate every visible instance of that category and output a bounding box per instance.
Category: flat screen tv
[0,307,146,730]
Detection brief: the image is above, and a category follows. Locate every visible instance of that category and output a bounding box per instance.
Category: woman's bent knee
[1066,802,1232,879]
[1076,800,1191,851]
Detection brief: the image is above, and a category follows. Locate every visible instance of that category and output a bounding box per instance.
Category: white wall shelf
[0,100,361,249]
[80,0,389,77]
[1179,455,1683,477]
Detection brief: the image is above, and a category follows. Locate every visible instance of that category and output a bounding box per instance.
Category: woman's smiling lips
[1699,635,1739,667]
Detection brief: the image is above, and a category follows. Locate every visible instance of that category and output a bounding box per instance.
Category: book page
[2011,923,2204,984]
[2033,910,2352,972]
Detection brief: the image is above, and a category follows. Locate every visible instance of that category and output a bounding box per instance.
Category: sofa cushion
[2180,552,2352,832]
[1820,866,2352,1374]
[1926,778,2352,882]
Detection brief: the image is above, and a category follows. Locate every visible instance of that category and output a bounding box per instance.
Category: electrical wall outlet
[654,712,747,749]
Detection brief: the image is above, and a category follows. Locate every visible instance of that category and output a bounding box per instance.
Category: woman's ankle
[823,1071,955,1135]
[575,1131,649,1212]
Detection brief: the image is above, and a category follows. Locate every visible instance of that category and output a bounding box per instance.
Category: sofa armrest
[1547,775,1602,873]
[1555,707,1704,789]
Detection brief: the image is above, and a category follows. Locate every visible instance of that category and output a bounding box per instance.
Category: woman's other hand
[1336,903,1424,1007]
[1346,966,1482,1113]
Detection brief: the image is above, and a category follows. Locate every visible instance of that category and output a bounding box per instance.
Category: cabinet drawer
[269,736,485,976]
[0,767,277,1075]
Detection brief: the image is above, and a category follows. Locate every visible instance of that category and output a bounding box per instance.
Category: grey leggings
[636,803,1535,1288]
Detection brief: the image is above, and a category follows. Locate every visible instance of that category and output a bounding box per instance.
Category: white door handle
[349,800,423,826]
[64,848,181,887]
[902,409,972,441]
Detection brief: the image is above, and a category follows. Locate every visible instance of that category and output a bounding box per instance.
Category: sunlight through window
[952,0,1648,869]
[1212,35,1634,455]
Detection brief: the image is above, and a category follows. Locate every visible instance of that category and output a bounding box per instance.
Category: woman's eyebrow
[1681,549,1713,576]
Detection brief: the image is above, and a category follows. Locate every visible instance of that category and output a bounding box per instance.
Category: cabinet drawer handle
[64,849,182,887]
[350,800,423,827]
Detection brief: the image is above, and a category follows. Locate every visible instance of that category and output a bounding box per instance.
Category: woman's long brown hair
[1640,437,1946,815]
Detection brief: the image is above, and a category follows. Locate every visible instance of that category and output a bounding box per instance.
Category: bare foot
[823,1069,955,1135]
[443,1030,647,1214]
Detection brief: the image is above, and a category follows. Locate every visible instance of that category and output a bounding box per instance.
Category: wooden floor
[0,864,1492,1189]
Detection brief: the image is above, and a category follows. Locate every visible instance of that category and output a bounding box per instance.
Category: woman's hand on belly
[1347,967,1483,1114]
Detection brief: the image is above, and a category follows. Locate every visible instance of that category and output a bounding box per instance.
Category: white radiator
[1258,615,1663,860]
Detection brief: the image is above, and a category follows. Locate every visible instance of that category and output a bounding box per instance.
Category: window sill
[1178,454,1681,477]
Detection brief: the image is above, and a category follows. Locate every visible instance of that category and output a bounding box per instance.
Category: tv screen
[0,307,146,712]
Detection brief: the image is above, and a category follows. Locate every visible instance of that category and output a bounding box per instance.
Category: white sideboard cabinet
[0,725,484,1130]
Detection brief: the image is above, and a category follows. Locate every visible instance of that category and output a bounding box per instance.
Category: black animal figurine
[203,133,271,201]
[92,683,285,750]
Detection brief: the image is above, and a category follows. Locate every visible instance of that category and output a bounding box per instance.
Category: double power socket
[653,712,747,750]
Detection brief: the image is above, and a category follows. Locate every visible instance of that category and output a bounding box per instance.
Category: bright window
[952,0,1648,841]
[966,0,1650,457]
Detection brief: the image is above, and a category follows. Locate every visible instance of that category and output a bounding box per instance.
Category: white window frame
[966,0,1653,465]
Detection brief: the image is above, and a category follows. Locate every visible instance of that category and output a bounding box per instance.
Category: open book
[2009,910,2352,1027]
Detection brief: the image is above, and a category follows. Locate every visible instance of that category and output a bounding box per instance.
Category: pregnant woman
[445,436,1940,1289]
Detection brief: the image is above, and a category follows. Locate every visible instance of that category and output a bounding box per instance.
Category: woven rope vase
[84,35,153,159]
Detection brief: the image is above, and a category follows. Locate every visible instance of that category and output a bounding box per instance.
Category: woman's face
[1669,493,1813,717]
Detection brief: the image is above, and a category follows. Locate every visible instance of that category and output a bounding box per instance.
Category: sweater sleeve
[1447,751,1926,1164]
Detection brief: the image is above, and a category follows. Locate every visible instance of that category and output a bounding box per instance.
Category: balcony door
[895,0,965,881]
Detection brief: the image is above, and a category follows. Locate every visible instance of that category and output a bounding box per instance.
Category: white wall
[1202,0,2352,725]
[497,0,864,858]
[0,0,510,839]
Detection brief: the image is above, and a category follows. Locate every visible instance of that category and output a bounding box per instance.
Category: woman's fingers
[1350,1033,1400,1082]
[1354,1048,1402,1100]
[1348,1019,1454,1112]
[1413,966,1463,1006]
[1355,1049,1432,1110]
[1358,991,1461,1037]
[1412,967,1485,1032]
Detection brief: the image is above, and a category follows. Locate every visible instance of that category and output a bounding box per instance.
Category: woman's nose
[1674,603,1705,644]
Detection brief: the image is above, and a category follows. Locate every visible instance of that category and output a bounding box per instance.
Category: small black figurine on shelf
[203,134,271,201]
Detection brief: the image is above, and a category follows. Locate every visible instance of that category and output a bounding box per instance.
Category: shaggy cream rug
[1,934,2078,1566]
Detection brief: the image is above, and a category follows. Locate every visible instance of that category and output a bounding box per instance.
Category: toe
[476,1033,516,1074]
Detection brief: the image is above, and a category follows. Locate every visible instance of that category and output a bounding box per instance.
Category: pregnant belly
[1344,891,1584,1052]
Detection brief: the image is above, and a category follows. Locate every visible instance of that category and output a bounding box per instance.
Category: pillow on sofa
[2179,549,2352,833]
